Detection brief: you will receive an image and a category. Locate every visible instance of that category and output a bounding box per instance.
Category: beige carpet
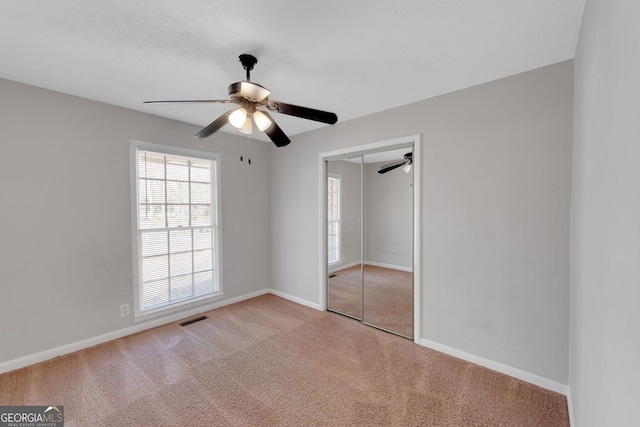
[0,294,568,426]
[328,264,413,337]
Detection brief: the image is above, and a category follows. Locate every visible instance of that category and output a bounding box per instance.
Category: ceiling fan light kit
[252,110,272,131]
[144,54,338,147]
[228,107,248,128]
[239,115,252,135]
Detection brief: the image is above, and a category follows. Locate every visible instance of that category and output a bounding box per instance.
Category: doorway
[320,135,421,340]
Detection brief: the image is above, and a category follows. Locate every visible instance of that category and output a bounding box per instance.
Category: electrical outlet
[120,303,130,317]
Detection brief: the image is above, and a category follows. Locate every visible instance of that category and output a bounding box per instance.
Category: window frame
[327,173,342,266]
[129,140,223,320]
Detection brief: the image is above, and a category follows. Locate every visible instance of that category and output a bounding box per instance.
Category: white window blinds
[135,149,220,313]
[328,175,341,264]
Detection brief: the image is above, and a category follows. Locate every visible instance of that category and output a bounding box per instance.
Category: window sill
[134,292,224,323]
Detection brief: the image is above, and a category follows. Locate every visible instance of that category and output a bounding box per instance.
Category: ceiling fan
[378,152,413,174]
[144,54,338,147]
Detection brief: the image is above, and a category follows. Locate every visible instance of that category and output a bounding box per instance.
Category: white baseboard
[328,260,413,274]
[365,261,413,273]
[418,338,568,396]
[267,288,322,311]
[0,289,271,375]
[567,387,574,427]
[1,289,570,413]
[328,260,362,274]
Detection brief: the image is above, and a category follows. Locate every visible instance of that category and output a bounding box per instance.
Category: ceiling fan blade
[144,100,232,105]
[267,100,338,125]
[260,111,291,147]
[195,110,232,138]
[378,152,412,174]
[378,159,407,174]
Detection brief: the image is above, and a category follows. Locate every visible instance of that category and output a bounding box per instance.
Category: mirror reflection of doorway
[326,146,414,339]
[327,155,362,320]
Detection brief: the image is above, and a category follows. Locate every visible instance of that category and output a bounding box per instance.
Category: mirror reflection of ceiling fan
[378,152,413,174]
[144,54,338,147]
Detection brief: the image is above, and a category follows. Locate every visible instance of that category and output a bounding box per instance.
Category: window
[131,141,221,317]
[327,175,341,265]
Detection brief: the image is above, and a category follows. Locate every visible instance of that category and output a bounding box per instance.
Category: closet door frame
[319,134,422,343]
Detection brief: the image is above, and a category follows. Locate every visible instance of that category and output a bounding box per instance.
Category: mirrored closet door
[327,155,363,320]
[326,146,414,338]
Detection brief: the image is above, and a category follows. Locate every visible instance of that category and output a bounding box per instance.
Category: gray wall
[364,161,413,270]
[0,79,271,363]
[270,61,573,384]
[571,0,640,424]
[1,60,575,389]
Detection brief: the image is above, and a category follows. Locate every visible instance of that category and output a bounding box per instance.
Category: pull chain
[239,132,252,165]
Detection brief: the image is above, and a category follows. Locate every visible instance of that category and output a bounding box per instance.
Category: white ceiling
[0,0,585,143]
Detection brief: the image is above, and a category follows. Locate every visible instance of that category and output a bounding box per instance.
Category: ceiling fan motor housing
[228,81,271,103]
